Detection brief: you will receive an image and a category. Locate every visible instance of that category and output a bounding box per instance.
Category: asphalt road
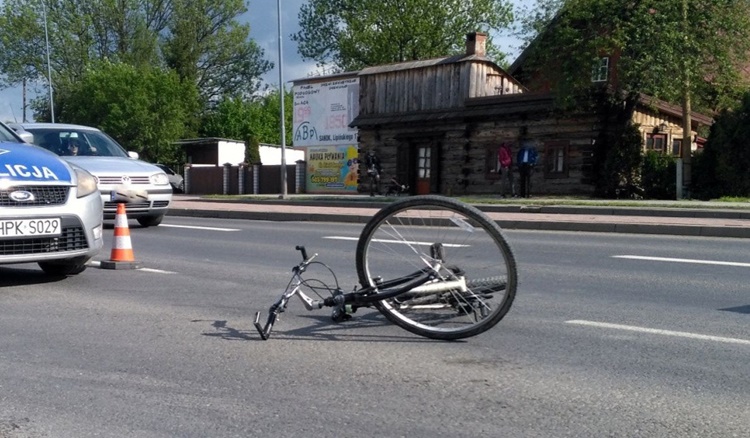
[1,217,748,437]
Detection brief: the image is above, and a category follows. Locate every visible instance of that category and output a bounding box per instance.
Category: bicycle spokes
[356,196,516,340]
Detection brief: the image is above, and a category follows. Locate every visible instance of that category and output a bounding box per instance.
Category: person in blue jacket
[517,140,538,198]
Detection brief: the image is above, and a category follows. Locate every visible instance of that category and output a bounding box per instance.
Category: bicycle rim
[356,195,517,340]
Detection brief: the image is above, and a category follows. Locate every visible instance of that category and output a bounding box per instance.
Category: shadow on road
[196,312,450,343]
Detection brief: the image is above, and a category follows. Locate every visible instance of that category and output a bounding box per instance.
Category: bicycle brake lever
[295,245,308,261]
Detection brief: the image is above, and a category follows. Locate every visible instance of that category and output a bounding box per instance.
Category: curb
[166,207,750,239]
[181,197,750,220]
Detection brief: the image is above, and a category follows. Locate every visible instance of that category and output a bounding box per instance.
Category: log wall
[359,61,523,117]
[357,111,600,196]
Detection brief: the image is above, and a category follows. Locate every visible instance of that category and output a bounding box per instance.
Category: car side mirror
[128,151,139,159]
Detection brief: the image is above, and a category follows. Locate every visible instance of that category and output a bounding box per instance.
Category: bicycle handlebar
[296,245,308,261]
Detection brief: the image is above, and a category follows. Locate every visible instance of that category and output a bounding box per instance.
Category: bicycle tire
[355,195,517,340]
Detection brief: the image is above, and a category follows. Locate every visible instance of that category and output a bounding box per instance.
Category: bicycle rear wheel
[355,195,517,340]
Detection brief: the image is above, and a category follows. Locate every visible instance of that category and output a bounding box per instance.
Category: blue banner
[0,142,72,183]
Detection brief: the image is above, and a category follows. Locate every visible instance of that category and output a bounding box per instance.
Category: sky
[0,0,529,123]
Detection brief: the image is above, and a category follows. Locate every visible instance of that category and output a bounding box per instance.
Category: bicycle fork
[254,276,326,340]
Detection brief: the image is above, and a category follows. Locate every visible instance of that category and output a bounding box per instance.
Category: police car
[0,121,104,275]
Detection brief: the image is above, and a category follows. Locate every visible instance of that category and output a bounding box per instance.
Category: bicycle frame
[254,245,469,340]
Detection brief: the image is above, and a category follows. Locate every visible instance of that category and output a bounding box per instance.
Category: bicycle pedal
[331,308,353,323]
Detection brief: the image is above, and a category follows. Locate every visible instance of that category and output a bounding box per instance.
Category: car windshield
[156,164,175,175]
[24,128,130,158]
[0,122,22,143]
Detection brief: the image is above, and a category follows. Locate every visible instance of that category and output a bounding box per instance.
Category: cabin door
[415,146,432,195]
[396,136,441,195]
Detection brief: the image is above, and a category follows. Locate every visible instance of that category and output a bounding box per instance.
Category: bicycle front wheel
[355,195,517,340]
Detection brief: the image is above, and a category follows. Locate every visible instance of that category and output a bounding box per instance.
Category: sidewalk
[166,194,750,239]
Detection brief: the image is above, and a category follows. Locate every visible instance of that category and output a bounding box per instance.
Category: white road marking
[88,261,176,274]
[138,267,176,274]
[323,236,469,247]
[614,255,750,268]
[160,224,239,232]
[566,320,750,345]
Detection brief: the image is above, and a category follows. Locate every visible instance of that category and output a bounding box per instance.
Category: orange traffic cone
[100,203,141,270]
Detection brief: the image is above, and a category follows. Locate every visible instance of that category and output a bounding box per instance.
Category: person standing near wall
[498,142,515,197]
[364,149,382,196]
[517,140,538,198]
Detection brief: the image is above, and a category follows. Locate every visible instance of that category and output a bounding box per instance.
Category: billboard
[306,145,359,194]
[293,78,359,147]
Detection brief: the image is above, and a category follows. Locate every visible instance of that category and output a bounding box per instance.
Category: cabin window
[646,133,667,153]
[544,141,569,178]
[592,57,609,83]
[671,139,682,156]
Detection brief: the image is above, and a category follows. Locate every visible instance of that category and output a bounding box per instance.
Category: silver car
[154,163,184,193]
[0,121,104,275]
[10,123,172,226]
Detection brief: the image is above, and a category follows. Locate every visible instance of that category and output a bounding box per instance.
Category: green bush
[640,151,676,199]
[595,122,643,198]
[246,136,261,165]
[692,92,750,199]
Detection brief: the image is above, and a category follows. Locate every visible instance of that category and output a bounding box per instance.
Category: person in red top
[498,142,515,198]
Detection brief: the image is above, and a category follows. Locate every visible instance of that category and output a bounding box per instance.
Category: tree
[516,0,750,195]
[0,0,162,91]
[163,0,273,104]
[0,0,272,117]
[0,2,48,89]
[199,90,293,164]
[595,120,644,198]
[246,90,294,147]
[516,0,750,114]
[692,92,750,199]
[292,0,514,71]
[0,1,57,122]
[57,61,199,164]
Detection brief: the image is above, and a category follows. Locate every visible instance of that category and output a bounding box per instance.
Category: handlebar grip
[295,245,308,261]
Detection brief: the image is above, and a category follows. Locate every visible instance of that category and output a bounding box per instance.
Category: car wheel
[38,261,88,276]
[137,215,164,227]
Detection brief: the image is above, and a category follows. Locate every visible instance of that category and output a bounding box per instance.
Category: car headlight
[151,172,170,185]
[75,168,99,198]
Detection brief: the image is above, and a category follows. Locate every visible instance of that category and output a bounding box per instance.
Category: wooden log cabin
[346,32,713,196]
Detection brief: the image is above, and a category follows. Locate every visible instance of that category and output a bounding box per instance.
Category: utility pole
[678,0,691,199]
[22,78,27,122]
[41,0,55,122]
[277,0,288,199]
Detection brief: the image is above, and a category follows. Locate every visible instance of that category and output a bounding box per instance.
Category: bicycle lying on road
[255,195,517,340]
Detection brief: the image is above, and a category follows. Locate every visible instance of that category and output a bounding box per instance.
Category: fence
[183,162,305,195]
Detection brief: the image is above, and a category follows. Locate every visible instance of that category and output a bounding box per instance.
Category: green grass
[715,196,750,203]
[457,196,750,209]
[201,193,749,209]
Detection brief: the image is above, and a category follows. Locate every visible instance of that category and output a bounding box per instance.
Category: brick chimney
[465,32,488,57]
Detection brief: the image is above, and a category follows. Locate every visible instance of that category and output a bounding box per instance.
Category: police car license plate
[0,218,62,238]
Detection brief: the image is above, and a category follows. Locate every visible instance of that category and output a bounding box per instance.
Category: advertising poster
[306,145,359,194]
[293,78,359,147]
